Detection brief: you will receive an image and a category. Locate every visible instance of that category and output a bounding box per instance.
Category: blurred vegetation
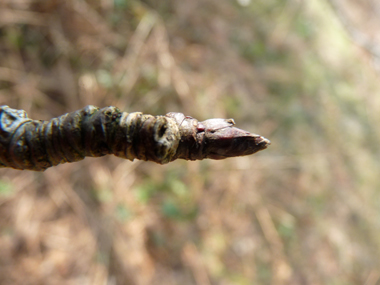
[1,0,380,284]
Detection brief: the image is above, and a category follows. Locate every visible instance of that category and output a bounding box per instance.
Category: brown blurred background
[1,0,380,284]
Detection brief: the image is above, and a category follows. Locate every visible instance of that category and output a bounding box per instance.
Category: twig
[0,105,270,171]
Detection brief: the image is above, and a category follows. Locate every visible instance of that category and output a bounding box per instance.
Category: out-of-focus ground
[1,0,380,284]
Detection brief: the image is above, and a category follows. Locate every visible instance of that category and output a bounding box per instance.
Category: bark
[0,105,270,171]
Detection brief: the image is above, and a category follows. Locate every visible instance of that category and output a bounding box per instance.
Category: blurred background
[1,0,380,284]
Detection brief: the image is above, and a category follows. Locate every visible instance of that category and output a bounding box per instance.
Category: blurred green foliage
[135,169,198,221]
[0,180,13,198]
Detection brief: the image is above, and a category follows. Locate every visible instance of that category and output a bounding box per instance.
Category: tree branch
[0,105,270,171]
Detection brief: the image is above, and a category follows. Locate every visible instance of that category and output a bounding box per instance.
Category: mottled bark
[0,105,270,171]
